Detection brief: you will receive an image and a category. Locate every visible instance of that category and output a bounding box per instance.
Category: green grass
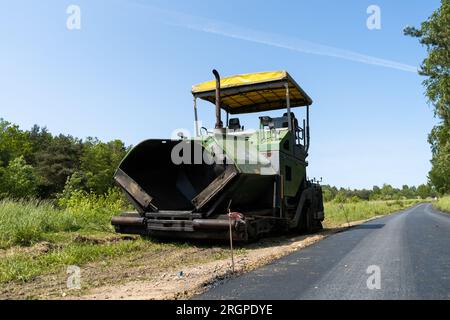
[0,239,152,283]
[0,199,115,249]
[434,195,450,213]
[0,199,80,248]
[0,193,150,283]
[0,189,127,249]
[0,197,237,285]
[324,199,424,227]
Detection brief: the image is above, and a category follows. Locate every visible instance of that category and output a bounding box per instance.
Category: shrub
[0,157,38,199]
[57,187,129,231]
[434,196,450,213]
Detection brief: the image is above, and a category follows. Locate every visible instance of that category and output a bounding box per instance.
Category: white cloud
[128,2,418,73]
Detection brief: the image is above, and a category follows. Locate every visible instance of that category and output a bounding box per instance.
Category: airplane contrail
[126,2,418,73]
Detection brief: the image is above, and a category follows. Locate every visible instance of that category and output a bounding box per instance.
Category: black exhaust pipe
[212,69,223,129]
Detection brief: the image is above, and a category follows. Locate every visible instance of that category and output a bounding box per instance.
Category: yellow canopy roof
[192,71,312,114]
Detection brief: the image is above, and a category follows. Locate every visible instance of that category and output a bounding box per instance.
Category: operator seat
[283,112,299,129]
[228,118,242,131]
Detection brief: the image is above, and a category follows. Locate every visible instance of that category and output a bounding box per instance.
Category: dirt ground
[1,218,379,300]
[80,232,328,300]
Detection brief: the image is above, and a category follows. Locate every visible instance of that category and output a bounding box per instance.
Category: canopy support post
[285,83,292,131]
[226,110,229,129]
[306,104,310,153]
[194,97,199,137]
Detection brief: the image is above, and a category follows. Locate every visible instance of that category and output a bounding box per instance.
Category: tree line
[404,0,450,195]
[0,118,128,200]
[322,184,437,203]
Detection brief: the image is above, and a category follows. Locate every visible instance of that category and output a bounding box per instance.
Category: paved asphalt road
[196,203,450,300]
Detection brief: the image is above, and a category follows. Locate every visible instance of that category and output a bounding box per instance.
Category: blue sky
[0,0,440,189]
